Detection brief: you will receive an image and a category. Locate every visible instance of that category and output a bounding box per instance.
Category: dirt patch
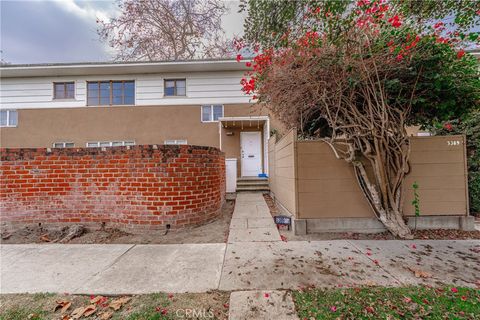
[1,200,234,244]
[0,291,230,320]
[263,194,480,241]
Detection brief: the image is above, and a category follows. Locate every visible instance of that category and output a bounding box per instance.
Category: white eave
[0,59,250,78]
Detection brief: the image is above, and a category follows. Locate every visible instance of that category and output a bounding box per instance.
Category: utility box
[225,158,238,193]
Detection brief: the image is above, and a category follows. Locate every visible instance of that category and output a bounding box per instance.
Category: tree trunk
[354,162,413,239]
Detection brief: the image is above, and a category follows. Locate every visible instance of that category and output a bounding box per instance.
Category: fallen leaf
[83,305,96,317]
[109,296,131,311]
[71,307,85,319]
[406,267,432,278]
[98,311,114,320]
[365,306,375,313]
[91,295,106,304]
[365,280,377,287]
[61,315,72,320]
[40,234,51,242]
[54,300,72,313]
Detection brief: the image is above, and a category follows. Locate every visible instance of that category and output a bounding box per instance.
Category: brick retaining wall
[0,145,225,230]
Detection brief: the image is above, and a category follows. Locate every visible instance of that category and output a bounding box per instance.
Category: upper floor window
[201,105,223,122]
[0,110,18,127]
[53,82,75,99]
[86,140,135,148]
[164,79,186,96]
[87,80,135,106]
[53,142,75,148]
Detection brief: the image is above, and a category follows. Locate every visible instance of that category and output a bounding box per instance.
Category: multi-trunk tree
[238,0,480,238]
[97,0,232,61]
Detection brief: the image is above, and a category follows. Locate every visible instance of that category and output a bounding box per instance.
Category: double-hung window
[0,110,18,127]
[164,79,186,96]
[201,105,223,122]
[53,82,75,99]
[87,80,135,106]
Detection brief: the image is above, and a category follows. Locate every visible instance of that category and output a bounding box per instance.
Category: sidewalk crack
[346,240,406,286]
[72,244,136,293]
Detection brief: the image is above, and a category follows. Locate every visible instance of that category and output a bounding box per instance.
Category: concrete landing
[228,290,299,320]
[227,192,281,243]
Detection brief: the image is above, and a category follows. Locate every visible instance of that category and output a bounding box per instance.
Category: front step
[236,177,269,192]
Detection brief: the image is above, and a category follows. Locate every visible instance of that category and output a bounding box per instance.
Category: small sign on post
[274,215,291,230]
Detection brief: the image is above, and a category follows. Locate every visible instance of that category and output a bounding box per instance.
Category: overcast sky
[0,0,246,64]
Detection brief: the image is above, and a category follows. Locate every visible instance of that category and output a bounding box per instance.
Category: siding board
[0,71,250,109]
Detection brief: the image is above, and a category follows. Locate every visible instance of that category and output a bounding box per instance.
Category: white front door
[241,131,262,177]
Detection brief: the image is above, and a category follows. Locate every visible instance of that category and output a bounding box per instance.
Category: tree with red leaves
[238,0,479,238]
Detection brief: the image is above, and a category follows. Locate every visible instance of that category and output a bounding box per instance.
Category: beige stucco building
[0,59,285,179]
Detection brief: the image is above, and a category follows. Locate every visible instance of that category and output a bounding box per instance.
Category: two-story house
[0,59,283,181]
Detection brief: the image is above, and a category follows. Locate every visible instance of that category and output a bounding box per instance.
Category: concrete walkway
[1,194,479,298]
[227,192,281,243]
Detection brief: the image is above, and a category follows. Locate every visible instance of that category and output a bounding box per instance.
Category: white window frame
[53,142,75,148]
[201,104,224,123]
[0,110,18,127]
[86,140,136,148]
[164,139,188,145]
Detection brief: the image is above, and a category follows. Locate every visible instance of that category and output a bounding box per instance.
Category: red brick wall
[0,145,225,230]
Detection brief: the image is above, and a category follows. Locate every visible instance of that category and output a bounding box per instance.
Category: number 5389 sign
[447,140,461,146]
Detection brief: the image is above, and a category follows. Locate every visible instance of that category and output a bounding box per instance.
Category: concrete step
[237,177,268,182]
[236,185,270,192]
[236,180,269,186]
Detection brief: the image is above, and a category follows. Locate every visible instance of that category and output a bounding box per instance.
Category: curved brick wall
[0,145,225,230]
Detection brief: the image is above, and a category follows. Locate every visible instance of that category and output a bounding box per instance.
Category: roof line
[0,58,243,69]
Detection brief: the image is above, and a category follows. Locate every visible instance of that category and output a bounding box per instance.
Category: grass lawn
[293,286,480,319]
[0,291,229,320]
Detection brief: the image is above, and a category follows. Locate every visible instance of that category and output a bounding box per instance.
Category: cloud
[52,0,116,23]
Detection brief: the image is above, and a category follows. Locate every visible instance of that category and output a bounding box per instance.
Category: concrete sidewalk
[1,240,478,294]
[1,193,479,295]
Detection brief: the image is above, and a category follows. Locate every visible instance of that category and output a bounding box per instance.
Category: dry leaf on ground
[54,300,72,313]
[70,307,85,319]
[40,234,51,242]
[83,305,96,317]
[98,310,114,320]
[70,304,96,319]
[90,295,105,304]
[406,266,432,278]
[109,296,131,311]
